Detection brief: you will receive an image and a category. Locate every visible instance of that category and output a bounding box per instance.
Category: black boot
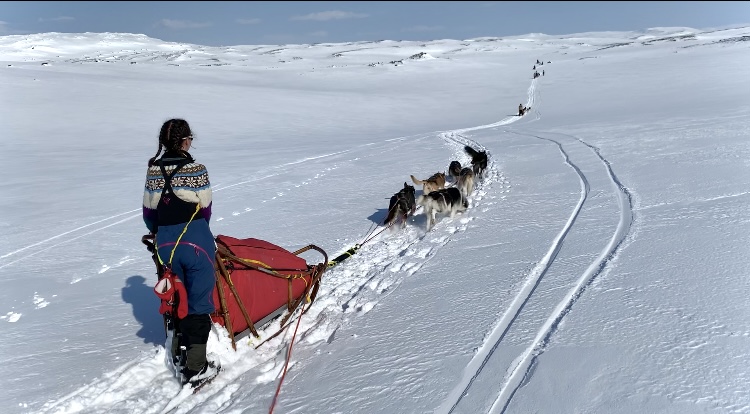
[181,363,205,385]
[182,360,220,387]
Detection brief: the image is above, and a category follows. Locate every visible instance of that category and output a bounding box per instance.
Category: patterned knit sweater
[143,152,212,234]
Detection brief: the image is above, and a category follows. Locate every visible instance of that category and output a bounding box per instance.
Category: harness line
[156,199,202,267]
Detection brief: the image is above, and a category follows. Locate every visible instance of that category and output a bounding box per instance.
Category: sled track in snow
[438,134,589,414]
[485,132,633,414]
[436,127,633,414]
[432,72,631,413]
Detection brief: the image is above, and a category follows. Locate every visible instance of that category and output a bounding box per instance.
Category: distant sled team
[518,103,531,116]
[383,145,489,231]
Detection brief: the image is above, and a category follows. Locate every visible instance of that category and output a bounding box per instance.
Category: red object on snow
[210,235,317,336]
[154,267,189,320]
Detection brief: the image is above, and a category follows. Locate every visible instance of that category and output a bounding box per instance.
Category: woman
[143,118,217,385]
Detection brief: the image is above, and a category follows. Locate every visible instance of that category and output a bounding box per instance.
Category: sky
[2,22,750,414]
[0,1,749,45]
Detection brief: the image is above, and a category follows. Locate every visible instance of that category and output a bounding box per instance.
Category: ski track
[438,133,589,414]
[436,79,633,413]
[486,131,633,414]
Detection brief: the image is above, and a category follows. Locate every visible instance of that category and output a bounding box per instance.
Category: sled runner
[142,234,328,350]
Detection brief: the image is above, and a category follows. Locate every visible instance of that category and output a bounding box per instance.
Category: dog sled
[142,233,328,350]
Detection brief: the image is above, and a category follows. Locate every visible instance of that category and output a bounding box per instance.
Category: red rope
[268,309,304,414]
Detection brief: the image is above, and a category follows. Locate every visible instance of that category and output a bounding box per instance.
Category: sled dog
[383,182,417,229]
[464,146,488,179]
[410,172,446,195]
[417,187,468,231]
[456,167,475,199]
[448,161,462,180]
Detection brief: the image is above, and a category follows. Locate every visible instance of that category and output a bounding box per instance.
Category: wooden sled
[142,234,328,350]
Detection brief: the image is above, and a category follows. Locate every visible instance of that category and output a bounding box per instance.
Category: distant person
[144,118,219,387]
[543,70,545,76]
[518,103,525,116]
[533,65,536,70]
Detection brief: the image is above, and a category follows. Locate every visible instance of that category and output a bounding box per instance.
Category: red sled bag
[210,235,326,338]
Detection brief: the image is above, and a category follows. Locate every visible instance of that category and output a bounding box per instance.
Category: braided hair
[148,119,193,167]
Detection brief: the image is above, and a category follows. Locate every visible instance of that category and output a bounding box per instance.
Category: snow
[1,24,749,414]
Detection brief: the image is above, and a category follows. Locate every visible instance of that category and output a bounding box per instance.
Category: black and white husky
[384,182,416,229]
[448,161,462,180]
[464,145,488,179]
[417,187,468,231]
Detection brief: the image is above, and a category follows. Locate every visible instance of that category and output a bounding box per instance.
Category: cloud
[236,18,261,25]
[290,11,368,21]
[157,19,212,30]
[402,25,444,33]
[38,16,74,23]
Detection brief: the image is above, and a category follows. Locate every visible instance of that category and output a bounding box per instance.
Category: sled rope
[216,256,260,342]
[268,306,304,414]
[327,201,409,268]
[252,261,326,348]
[156,203,201,267]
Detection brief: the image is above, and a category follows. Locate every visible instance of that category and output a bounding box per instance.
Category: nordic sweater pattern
[143,161,213,233]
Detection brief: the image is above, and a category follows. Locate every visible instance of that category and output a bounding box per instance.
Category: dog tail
[410,175,425,185]
[464,145,479,158]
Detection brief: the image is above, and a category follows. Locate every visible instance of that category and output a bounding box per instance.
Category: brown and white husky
[410,172,446,195]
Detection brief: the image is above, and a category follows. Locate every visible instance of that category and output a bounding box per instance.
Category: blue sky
[1,1,748,46]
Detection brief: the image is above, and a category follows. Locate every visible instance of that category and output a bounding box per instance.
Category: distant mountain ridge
[1,26,747,64]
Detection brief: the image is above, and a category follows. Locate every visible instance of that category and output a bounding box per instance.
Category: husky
[383,182,416,229]
[410,172,446,195]
[417,187,468,231]
[456,167,475,199]
[464,145,488,179]
[448,161,462,180]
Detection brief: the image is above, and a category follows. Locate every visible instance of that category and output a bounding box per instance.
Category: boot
[182,360,220,387]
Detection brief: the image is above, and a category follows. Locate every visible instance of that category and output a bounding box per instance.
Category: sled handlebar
[291,244,328,269]
[141,234,156,253]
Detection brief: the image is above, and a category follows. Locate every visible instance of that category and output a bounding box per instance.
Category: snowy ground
[1,26,749,414]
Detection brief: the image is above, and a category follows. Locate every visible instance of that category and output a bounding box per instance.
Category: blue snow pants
[156,219,216,315]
